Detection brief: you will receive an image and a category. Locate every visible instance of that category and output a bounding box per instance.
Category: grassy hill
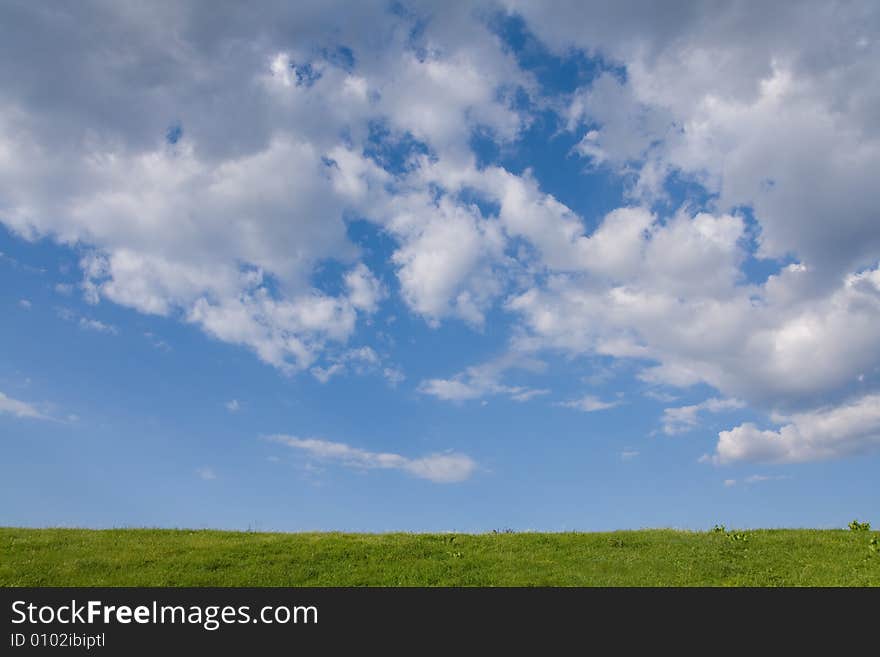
[2,527,878,586]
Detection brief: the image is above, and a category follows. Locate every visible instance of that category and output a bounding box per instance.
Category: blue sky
[1,1,879,531]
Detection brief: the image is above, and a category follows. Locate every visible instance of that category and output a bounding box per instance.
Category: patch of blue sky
[491,12,625,96]
[362,120,433,175]
[470,112,627,230]
[165,122,183,145]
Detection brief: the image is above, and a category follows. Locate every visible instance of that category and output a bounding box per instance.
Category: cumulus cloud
[270,434,477,483]
[709,393,880,464]
[527,1,879,272]
[2,1,879,468]
[493,4,880,454]
[344,264,385,314]
[0,1,528,371]
[389,197,507,327]
[507,210,880,411]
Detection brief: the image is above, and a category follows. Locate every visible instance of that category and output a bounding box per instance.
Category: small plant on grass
[848,520,871,532]
[869,537,878,556]
[712,524,749,542]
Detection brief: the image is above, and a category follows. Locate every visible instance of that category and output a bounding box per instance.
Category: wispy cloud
[57,308,118,335]
[382,366,406,387]
[144,331,171,351]
[78,317,118,334]
[269,434,477,483]
[196,466,217,480]
[556,395,621,413]
[744,474,792,484]
[0,391,51,421]
[310,363,344,384]
[644,390,679,403]
[310,347,387,384]
[662,398,744,435]
[225,399,241,413]
[419,352,548,403]
[723,474,791,487]
[0,251,45,274]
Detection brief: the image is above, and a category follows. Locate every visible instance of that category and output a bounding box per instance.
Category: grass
[1,527,878,586]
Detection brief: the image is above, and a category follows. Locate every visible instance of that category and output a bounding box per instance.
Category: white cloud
[56,307,119,335]
[309,345,385,383]
[382,366,406,387]
[344,346,380,366]
[389,196,507,327]
[661,397,745,435]
[184,285,362,372]
[419,378,485,401]
[270,434,477,483]
[519,0,880,277]
[723,474,792,487]
[0,391,50,420]
[225,399,241,413]
[492,5,880,463]
[620,449,640,460]
[556,395,620,412]
[1,1,879,468]
[18,299,31,309]
[78,317,118,335]
[418,351,548,403]
[344,264,385,314]
[310,363,345,384]
[507,208,880,411]
[709,393,880,464]
[744,474,791,484]
[144,332,171,352]
[509,388,550,402]
[0,2,527,370]
[567,73,673,172]
[644,390,679,403]
[196,466,217,481]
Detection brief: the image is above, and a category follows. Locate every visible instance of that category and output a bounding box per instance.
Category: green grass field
[2,527,878,586]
